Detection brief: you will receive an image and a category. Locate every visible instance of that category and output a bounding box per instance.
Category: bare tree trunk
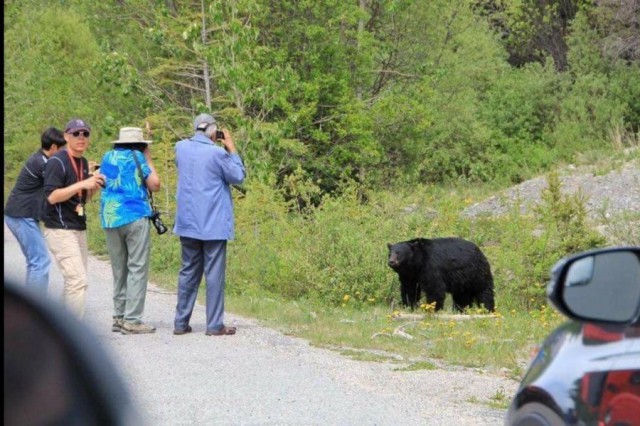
[201,0,212,110]
[357,0,365,101]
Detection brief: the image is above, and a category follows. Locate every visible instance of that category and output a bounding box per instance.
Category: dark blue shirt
[5,149,50,220]
[41,149,89,230]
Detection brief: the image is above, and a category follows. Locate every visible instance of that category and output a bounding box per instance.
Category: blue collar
[189,133,215,145]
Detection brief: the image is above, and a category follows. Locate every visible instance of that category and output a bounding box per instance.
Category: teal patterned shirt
[99,148,152,229]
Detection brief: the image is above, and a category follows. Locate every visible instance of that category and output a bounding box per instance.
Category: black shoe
[173,325,192,335]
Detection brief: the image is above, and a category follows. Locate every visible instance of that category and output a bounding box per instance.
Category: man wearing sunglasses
[42,118,106,318]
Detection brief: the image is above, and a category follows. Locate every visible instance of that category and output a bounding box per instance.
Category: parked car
[505,247,640,426]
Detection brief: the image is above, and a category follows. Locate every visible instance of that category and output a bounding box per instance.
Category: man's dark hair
[41,127,66,150]
[114,142,147,152]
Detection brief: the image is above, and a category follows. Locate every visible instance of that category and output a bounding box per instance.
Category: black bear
[387,237,495,312]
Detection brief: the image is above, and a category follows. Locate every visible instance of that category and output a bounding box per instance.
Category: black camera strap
[131,151,159,214]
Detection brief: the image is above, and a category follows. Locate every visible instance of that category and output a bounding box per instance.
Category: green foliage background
[5,0,639,316]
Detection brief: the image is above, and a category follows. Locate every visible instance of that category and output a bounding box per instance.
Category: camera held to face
[150,211,168,235]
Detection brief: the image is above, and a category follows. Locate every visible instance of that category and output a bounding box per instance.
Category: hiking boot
[112,318,124,332]
[120,321,156,335]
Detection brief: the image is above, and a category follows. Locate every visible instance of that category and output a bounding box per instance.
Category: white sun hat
[112,127,152,144]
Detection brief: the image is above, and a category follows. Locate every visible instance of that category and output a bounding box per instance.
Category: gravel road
[4,224,517,426]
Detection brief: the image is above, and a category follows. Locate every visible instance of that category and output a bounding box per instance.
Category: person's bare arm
[143,147,161,192]
[47,174,105,204]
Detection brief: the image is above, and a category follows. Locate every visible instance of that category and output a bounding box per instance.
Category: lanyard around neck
[66,150,84,202]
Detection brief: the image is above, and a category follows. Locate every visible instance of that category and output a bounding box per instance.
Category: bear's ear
[387,243,392,249]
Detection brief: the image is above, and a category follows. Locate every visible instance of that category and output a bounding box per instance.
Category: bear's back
[418,237,489,270]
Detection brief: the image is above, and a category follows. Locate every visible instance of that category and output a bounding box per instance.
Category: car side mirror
[547,247,640,324]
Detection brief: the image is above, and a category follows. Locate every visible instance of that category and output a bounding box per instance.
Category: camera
[215,130,225,140]
[149,211,168,235]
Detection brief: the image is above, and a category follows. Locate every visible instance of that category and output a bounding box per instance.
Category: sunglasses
[70,130,90,138]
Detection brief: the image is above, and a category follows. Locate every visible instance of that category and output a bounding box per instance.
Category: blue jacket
[173,133,245,240]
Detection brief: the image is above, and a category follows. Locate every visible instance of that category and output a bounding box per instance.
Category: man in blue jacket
[173,113,246,336]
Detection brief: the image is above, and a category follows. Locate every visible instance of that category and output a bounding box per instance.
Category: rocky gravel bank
[463,158,640,244]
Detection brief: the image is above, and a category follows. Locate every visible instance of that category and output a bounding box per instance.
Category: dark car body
[505,247,640,426]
